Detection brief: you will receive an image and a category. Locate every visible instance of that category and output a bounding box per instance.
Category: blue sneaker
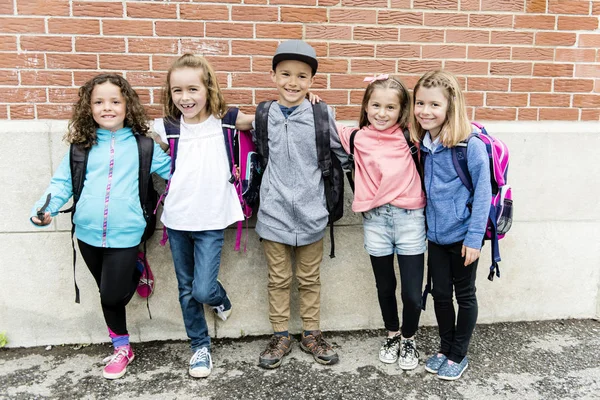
[437,356,469,380]
[211,294,232,321]
[189,347,212,378]
[424,353,447,374]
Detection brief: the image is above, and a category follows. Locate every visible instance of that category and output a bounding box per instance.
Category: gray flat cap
[272,40,318,75]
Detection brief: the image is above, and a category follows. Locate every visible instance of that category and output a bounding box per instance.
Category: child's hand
[235,166,240,180]
[461,245,480,266]
[235,111,254,131]
[307,92,321,104]
[32,212,52,226]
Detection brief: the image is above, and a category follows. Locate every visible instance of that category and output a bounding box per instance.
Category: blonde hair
[162,54,227,120]
[410,70,471,148]
[359,76,413,138]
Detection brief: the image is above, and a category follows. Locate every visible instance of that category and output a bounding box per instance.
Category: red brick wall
[0,0,598,121]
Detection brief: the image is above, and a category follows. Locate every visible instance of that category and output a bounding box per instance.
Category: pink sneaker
[136,253,154,298]
[102,345,135,379]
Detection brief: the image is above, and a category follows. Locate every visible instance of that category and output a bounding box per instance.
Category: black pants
[370,253,424,338]
[428,240,479,363]
[78,240,140,335]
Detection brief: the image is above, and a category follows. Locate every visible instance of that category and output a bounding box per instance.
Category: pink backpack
[452,122,513,281]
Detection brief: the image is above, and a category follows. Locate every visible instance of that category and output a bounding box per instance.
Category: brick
[377,11,422,25]
[353,26,399,41]
[0,35,16,50]
[491,31,533,45]
[461,0,481,10]
[9,104,36,119]
[534,63,574,77]
[0,52,44,68]
[48,88,80,103]
[21,70,72,86]
[127,2,177,19]
[481,0,525,12]
[73,71,118,86]
[555,49,596,63]
[258,24,304,39]
[305,25,351,40]
[558,16,599,31]
[331,9,377,24]
[487,93,528,107]
[129,38,179,54]
[103,20,153,36]
[575,64,600,78]
[446,30,490,44]
[99,55,149,70]
[376,44,419,58]
[334,105,361,120]
[231,6,277,22]
[0,1,13,14]
[581,108,600,120]
[468,46,511,60]
[424,12,468,27]
[554,79,594,92]
[397,60,443,73]
[0,17,45,33]
[205,56,251,72]
[475,107,517,120]
[535,32,576,46]
[539,107,579,120]
[17,0,69,16]
[342,0,387,6]
[282,7,327,22]
[0,106,7,119]
[0,70,18,85]
[47,54,97,69]
[351,59,396,73]
[400,28,444,43]
[134,89,151,104]
[573,94,600,107]
[253,89,279,103]
[232,40,278,56]
[157,21,206,38]
[20,36,72,52]
[330,74,373,88]
[48,18,100,34]
[579,34,600,48]
[144,105,163,120]
[37,104,73,119]
[251,56,276,72]
[422,45,467,59]
[517,107,538,121]
[126,72,167,87]
[310,42,328,56]
[73,1,123,17]
[0,88,46,102]
[331,43,375,57]
[514,15,556,30]
[319,58,349,73]
[530,93,571,107]
[313,89,349,105]
[490,62,532,76]
[180,4,228,20]
[151,55,180,72]
[464,92,484,106]
[271,0,316,4]
[511,78,552,92]
[181,39,230,55]
[76,37,125,53]
[232,72,275,88]
[413,0,457,10]
[512,47,554,61]
[222,89,254,105]
[444,61,488,75]
[467,77,509,91]
[470,14,513,28]
[548,0,590,15]
[350,90,364,104]
[526,0,546,13]
[594,1,600,15]
[320,0,341,5]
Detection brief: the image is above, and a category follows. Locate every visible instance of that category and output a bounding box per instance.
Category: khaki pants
[262,238,324,332]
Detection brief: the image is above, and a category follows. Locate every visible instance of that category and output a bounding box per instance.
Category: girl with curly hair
[30,73,171,380]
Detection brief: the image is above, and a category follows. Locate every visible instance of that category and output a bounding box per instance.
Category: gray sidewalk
[1,319,599,400]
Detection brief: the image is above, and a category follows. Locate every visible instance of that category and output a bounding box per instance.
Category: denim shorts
[363,204,427,257]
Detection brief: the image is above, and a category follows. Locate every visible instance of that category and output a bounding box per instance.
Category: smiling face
[365,87,402,131]
[91,82,126,131]
[169,67,209,124]
[271,60,315,108]
[413,86,449,139]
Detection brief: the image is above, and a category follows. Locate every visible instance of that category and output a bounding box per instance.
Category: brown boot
[258,335,292,369]
[300,330,339,365]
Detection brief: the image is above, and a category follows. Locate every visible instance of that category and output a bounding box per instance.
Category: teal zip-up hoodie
[421,131,491,249]
[30,127,171,248]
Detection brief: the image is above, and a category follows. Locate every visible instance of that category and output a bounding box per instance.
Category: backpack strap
[255,101,273,169]
[451,135,475,193]
[402,128,425,194]
[346,128,359,193]
[158,117,181,245]
[135,135,154,224]
[222,108,239,184]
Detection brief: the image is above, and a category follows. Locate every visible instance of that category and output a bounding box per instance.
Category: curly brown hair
[162,54,228,121]
[359,76,412,138]
[64,73,149,149]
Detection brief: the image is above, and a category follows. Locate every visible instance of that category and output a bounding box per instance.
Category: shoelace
[382,335,401,351]
[102,347,130,364]
[401,340,420,359]
[138,277,154,287]
[308,334,332,355]
[190,348,210,366]
[265,336,286,354]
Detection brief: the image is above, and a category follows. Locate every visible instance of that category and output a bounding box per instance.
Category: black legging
[78,240,140,335]
[370,253,424,338]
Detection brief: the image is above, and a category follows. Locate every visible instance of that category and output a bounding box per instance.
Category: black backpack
[62,134,157,303]
[254,100,344,258]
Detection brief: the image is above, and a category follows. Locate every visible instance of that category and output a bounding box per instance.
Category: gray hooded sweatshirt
[256,99,348,246]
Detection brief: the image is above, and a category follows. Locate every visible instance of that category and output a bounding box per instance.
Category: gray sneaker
[398,337,419,370]
[258,335,292,369]
[379,335,401,364]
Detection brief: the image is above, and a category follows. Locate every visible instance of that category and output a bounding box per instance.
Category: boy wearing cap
[255,40,347,369]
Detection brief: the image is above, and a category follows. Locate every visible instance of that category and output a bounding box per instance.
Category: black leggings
[78,240,140,335]
[370,253,424,338]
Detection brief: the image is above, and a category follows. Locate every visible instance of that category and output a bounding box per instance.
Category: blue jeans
[167,228,228,351]
[363,205,427,256]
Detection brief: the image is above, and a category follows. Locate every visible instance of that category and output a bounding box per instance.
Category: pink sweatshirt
[337,123,426,213]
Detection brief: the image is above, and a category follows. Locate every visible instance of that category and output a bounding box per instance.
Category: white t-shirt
[154,115,244,231]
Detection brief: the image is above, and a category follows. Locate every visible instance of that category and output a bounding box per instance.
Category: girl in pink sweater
[336,75,426,370]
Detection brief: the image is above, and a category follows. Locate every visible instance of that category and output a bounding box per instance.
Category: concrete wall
[1,120,599,348]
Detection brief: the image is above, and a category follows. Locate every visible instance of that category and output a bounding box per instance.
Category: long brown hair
[64,74,148,149]
[359,76,411,134]
[162,54,228,120]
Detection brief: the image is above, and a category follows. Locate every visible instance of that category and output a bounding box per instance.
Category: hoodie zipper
[101,132,116,247]
[426,150,439,244]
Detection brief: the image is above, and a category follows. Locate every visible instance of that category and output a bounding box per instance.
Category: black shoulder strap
[349,128,359,165]
[135,135,154,220]
[255,101,273,168]
[403,128,425,194]
[313,101,332,181]
[221,108,239,183]
[163,117,181,173]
